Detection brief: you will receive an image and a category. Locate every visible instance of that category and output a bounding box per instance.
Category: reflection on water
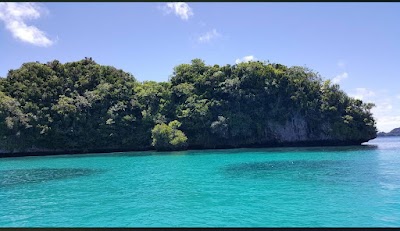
[263,144,378,153]
[0,168,104,188]
[112,145,379,159]
[367,137,400,150]
[42,142,380,159]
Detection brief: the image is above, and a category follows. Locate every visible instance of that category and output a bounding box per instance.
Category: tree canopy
[0,58,377,154]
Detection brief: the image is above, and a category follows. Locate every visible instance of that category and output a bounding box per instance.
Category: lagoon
[1,137,399,227]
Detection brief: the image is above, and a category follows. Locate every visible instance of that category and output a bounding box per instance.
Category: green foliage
[0,58,377,154]
[151,120,188,151]
[0,58,142,151]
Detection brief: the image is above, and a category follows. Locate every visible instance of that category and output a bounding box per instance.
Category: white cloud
[374,116,400,133]
[371,99,398,132]
[379,102,393,111]
[235,55,256,64]
[198,29,220,43]
[163,2,193,21]
[332,72,348,84]
[349,87,376,100]
[348,88,400,132]
[0,3,53,47]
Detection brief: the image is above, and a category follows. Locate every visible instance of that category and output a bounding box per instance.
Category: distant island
[0,58,377,157]
[377,128,400,137]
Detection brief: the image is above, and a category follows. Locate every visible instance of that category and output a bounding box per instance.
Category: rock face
[265,114,337,143]
[377,127,400,137]
[0,115,375,157]
[261,114,372,146]
[267,115,310,142]
[200,113,375,150]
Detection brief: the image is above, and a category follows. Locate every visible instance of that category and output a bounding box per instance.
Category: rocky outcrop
[267,115,310,142]
[0,112,375,158]
[0,59,377,157]
[265,114,335,143]
[263,114,368,145]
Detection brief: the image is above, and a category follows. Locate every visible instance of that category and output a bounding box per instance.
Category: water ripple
[0,168,105,188]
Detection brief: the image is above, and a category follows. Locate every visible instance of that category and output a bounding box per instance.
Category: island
[0,58,377,157]
[377,128,400,137]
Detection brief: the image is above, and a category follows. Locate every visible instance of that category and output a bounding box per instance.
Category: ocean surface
[1,137,399,227]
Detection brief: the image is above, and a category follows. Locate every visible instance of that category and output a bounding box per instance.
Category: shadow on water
[256,144,378,153]
[0,168,105,188]
[222,159,379,184]
[224,160,347,175]
[39,143,379,160]
[116,145,379,157]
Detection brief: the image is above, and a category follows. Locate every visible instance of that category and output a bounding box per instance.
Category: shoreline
[0,139,372,159]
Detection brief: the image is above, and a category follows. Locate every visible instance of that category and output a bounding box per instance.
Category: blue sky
[0,3,399,132]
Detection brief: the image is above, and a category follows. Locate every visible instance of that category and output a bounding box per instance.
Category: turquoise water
[1,137,399,227]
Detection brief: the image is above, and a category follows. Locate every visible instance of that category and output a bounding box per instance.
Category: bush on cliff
[151,120,188,151]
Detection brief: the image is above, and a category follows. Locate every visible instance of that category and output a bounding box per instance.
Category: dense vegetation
[0,58,377,154]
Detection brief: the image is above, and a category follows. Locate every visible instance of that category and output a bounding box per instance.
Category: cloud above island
[0,2,54,47]
[235,55,256,64]
[349,88,376,100]
[349,88,400,132]
[198,29,221,43]
[332,72,348,84]
[161,2,193,21]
